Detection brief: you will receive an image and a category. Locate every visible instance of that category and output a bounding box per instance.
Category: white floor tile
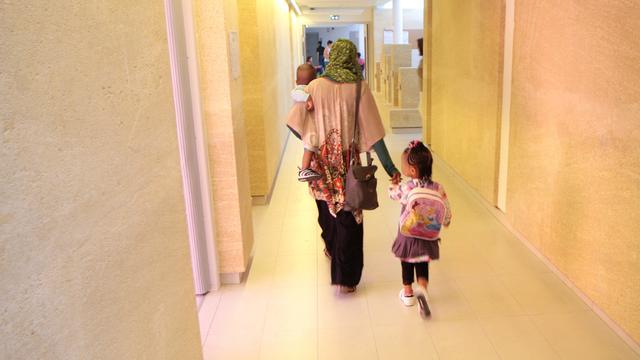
[317,286,372,329]
[198,292,221,345]
[318,325,378,360]
[203,327,263,360]
[481,316,559,359]
[427,319,500,359]
[454,274,525,318]
[372,324,439,359]
[259,327,317,360]
[532,311,639,360]
[262,286,317,332]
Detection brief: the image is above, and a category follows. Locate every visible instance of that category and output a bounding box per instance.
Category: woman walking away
[287,39,400,293]
[389,141,452,317]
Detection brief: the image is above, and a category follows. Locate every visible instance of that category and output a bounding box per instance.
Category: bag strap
[350,81,373,166]
[351,80,362,145]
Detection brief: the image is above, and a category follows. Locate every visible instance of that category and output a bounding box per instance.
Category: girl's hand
[391,172,402,185]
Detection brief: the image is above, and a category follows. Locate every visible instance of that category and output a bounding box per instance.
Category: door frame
[163,0,220,297]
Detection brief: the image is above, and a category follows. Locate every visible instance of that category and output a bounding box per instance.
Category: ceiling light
[330,14,340,21]
[288,0,302,16]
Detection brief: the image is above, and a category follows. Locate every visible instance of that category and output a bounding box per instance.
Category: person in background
[323,40,333,68]
[357,52,365,78]
[316,41,325,70]
[417,38,424,89]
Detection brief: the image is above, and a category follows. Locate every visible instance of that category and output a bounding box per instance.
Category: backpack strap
[406,187,446,205]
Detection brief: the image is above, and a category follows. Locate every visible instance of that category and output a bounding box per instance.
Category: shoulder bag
[344,81,379,211]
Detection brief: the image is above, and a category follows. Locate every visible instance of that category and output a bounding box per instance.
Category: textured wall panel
[0,1,201,358]
[195,0,254,274]
[507,0,640,343]
[429,0,504,203]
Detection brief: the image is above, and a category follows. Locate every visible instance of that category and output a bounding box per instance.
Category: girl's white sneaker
[416,288,431,317]
[399,289,416,306]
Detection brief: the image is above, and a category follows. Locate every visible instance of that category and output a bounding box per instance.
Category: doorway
[304,24,368,79]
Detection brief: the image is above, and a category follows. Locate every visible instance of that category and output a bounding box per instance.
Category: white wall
[373,7,423,62]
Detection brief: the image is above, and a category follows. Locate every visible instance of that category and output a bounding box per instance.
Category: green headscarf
[322,39,363,83]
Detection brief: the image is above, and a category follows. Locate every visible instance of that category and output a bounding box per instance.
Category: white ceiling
[296,0,388,16]
[296,0,387,7]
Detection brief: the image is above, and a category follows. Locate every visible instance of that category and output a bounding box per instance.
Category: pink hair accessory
[408,140,422,149]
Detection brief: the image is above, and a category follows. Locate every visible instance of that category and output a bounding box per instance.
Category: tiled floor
[199,99,639,359]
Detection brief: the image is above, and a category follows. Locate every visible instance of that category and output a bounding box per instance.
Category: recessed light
[330,14,340,20]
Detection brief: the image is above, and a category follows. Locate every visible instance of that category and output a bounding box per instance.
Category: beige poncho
[286,78,386,222]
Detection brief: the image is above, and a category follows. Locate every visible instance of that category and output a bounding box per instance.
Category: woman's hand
[391,171,402,185]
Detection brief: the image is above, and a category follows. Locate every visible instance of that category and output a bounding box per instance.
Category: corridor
[4,0,640,358]
[198,109,638,359]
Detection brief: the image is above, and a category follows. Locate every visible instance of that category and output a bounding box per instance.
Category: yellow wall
[0,1,201,358]
[423,0,432,144]
[428,0,504,203]
[506,0,640,343]
[238,0,268,196]
[194,0,254,274]
[426,0,640,345]
[238,0,294,199]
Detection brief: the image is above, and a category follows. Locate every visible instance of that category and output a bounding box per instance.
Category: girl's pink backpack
[399,187,447,240]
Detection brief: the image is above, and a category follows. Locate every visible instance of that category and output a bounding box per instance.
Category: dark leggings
[401,261,429,285]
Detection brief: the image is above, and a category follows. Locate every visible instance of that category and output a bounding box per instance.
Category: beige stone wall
[257,0,295,198]
[425,0,640,345]
[428,0,504,204]
[194,0,254,274]
[0,1,201,358]
[238,0,268,197]
[423,0,432,145]
[507,0,640,343]
[237,0,294,199]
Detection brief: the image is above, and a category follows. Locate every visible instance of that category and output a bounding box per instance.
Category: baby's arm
[306,95,314,111]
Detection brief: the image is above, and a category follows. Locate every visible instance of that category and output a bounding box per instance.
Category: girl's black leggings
[401,261,429,285]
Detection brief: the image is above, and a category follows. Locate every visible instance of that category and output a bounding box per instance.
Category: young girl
[389,140,452,317]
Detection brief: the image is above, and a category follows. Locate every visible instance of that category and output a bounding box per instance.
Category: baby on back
[290,63,321,182]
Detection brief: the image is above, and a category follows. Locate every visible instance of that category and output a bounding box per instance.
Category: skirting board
[433,152,640,355]
[220,252,255,285]
[251,195,268,206]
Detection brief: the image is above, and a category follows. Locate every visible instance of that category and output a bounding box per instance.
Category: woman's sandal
[338,285,357,294]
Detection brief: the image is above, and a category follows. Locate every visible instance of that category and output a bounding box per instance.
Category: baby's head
[296,63,317,86]
[401,140,433,182]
